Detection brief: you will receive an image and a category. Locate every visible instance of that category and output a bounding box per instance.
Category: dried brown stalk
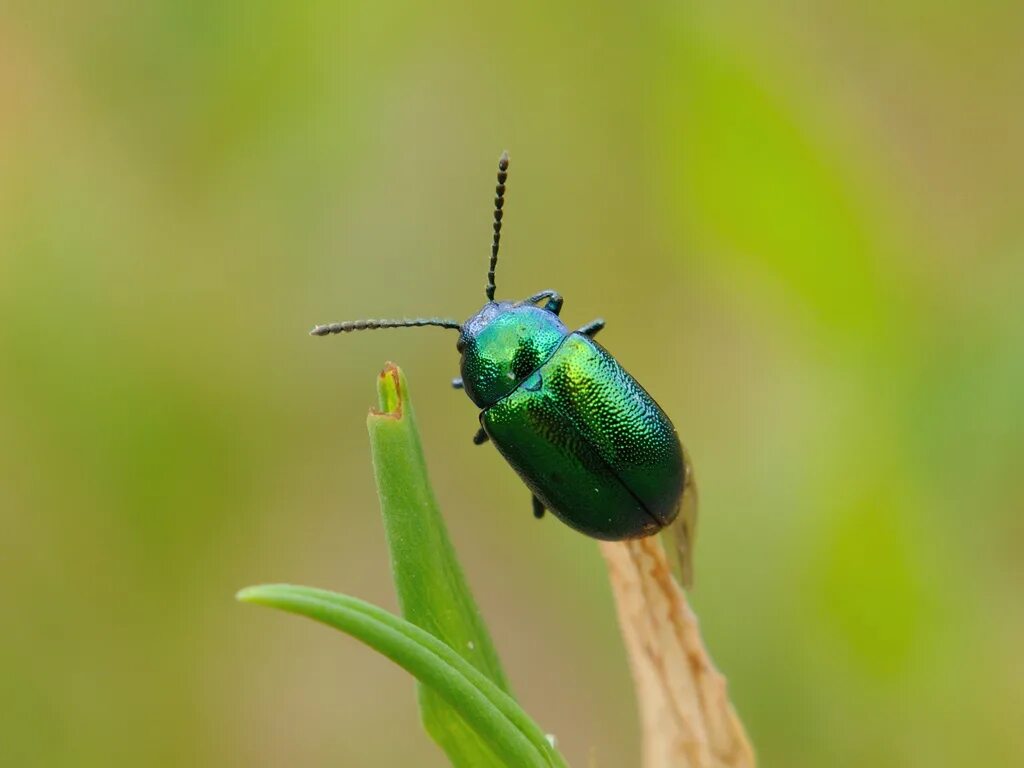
[600,538,755,768]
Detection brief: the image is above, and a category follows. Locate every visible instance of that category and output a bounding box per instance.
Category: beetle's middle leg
[452,377,464,389]
[531,495,545,519]
[577,318,605,337]
[472,427,489,445]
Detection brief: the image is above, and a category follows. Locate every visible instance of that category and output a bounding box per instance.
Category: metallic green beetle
[312,152,698,585]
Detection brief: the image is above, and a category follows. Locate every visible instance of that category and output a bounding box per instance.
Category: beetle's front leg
[452,377,464,389]
[577,318,605,337]
[472,427,489,445]
[532,495,545,519]
[522,290,564,316]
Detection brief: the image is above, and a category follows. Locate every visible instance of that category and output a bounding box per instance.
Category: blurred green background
[2,2,1022,766]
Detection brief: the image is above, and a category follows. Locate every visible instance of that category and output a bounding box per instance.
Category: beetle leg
[521,290,564,316]
[472,427,489,445]
[577,318,605,337]
[452,377,464,389]
[532,495,545,519]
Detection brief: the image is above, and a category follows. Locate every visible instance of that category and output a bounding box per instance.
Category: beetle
[312,152,698,585]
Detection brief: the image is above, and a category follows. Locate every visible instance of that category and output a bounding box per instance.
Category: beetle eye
[456,336,466,353]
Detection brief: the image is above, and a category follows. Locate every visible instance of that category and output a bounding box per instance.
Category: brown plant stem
[600,538,756,768]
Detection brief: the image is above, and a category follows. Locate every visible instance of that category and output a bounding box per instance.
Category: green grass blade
[367,364,510,688]
[367,364,522,765]
[237,585,568,768]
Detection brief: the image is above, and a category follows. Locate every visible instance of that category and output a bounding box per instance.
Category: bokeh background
[2,2,1022,766]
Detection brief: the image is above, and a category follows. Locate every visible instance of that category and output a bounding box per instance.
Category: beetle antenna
[310,317,462,336]
[485,150,509,302]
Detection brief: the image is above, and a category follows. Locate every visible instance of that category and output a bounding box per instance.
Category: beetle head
[457,301,567,407]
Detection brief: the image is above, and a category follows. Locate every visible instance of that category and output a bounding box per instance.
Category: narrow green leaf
[238,585,568,768]
[367,363,520,765]
[367,363,510,687]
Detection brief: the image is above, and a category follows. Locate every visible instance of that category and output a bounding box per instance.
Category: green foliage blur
[2,3,1021,766]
